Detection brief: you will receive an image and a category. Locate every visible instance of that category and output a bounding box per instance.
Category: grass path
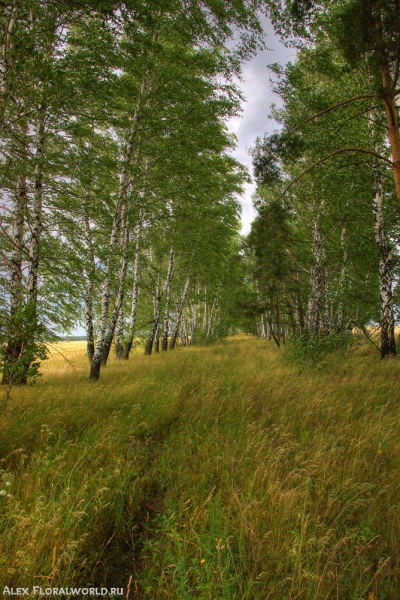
[0,336,399,599]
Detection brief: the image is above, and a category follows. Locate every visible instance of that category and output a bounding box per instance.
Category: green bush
[284,332,354,365]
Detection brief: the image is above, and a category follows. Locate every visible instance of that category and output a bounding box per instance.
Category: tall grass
[0,336,399,598]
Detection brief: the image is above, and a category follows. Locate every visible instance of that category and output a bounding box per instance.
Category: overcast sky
[227,15,296,234]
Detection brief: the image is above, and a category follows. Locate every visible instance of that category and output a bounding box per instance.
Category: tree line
[0,0,266,384]
[1,0,399,388]
[247,0,400,360]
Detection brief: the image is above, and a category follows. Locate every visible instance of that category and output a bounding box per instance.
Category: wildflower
[0,490,6,496]
[6,494,13,499]
[200,559,205,564]
[5,482,11,487]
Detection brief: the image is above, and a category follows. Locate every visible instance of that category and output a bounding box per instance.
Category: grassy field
[0,336,399,599]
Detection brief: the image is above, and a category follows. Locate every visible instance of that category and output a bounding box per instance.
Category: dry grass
[0,336,399,599]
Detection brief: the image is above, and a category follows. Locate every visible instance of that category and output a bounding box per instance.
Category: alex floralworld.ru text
[2,588,124,597]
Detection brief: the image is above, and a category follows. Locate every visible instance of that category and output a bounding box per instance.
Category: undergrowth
[0,336,399,599]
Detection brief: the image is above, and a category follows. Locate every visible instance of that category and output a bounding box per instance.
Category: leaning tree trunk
[90,77,149,380]
[380,57,400,216]
[372,180,396,358]
[89,184,124,379]
[84,279,95,365]
[266,307,280,348]
[83,205,96,365]
[169,276,190,350]
[101,214,130,366]
[122,214,143,360]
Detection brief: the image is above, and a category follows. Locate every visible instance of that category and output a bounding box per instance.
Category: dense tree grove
[1,0,400,385]
[248,0,400,359]
[0,0,264,383]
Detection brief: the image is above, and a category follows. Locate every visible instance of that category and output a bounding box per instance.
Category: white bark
[169,276,191,349]
[161,246,174,351]
[336,225,347,333]
[90,79,148,379]
[0,2,17,95]
[122,214,143,359]
[307,206,322,335]
[83,201,95,364]
[372,180,396,357]
[101,211,130,365]
[27,104,46,301]
[145,271,161,355]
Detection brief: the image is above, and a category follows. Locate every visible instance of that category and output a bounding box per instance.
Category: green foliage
[0,304,48,387]
[284,332,354,365]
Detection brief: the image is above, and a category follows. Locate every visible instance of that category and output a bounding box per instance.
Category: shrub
[284,332,354,365]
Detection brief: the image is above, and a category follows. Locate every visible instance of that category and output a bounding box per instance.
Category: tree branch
[277,148,392,200]
[282,95,378,140]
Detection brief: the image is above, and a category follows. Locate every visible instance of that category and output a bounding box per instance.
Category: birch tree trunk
[121,216,143,360]
[89,185,124,378]
[0,2,16,98]
[154,323,160,353]
[322,263,330,335]
[101,213,130,366]
[115,302,125,359]
[282,280,296,337]
[27,104,46,303]
[336,224,347,333]
[274,283,281,345]
[169,276,190,350]
[83,205,96,364]
[266,308,280,347]
[202,284,207,332]
[372,180,396,358]
[145,272,161,355]
[260,314,266,339]
[161,246,174,351]
[190,302,197,345]
[2,117,28,385]
[181,312,188,346]
[287,242,305,335]
[307,207,322,335]
[206,296,217,338]
[90,77,149,380]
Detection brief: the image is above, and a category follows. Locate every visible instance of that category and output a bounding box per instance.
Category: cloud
[227,15,296,234]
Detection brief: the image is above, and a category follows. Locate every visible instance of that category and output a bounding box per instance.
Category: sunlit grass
[0,336,399,598]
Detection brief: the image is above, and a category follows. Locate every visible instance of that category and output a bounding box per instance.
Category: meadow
[0,336,399,599]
